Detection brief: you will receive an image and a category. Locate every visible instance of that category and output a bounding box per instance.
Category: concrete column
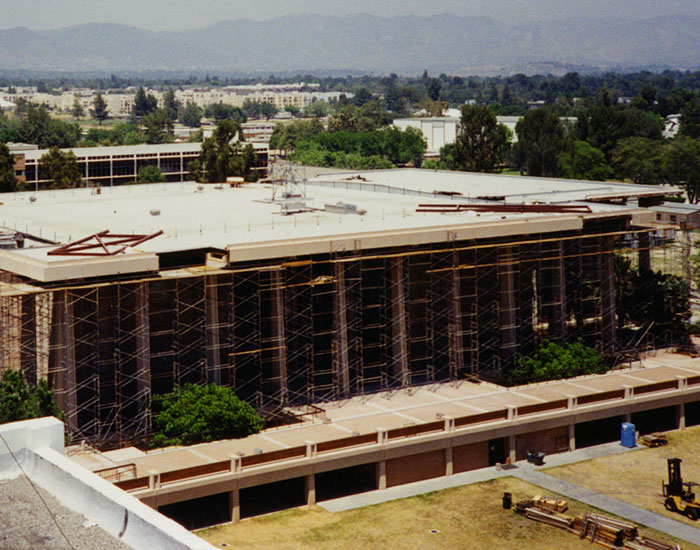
[507,406,517,421]
[678,403,686,430]
[134,282,151,424]
[568,423,576,452]
[230,487,240,523]
[508,435,517,463]
[230,454,242,473]
[443,416,455,432]
[305,441,317,459]
[638,232,651,272]
[305,474,316,506]
[600,236,617,353]
[148,470,160,490]
[333,261,351,396]
[499,247,517,375]
[450,249,464,377]
[54,290,78,431]
[377,428,388,445]
[390,257,409,386]
[549,241,567,338]
[376,460,387,490]
[445,447,453,476]
[622,385,633,400]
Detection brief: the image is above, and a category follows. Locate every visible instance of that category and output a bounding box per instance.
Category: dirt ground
[546,424,700,528]
[196,476,696,550]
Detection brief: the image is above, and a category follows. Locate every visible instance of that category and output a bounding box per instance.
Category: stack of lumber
[513,497,681,550]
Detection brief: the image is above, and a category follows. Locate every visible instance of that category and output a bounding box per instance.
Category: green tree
[162,89,179,122]
[91,92,108,125]
[508,340,607,385]
[0,369,63,425]
[39,146,81,189]
[516,108,568,177]
[71,98,84,120]
[0,142,17,193]
[453,105,508,172]
[557,140,613,181]
[204,103,246,123]
[141,109,173,144]
[303,101,330,118]
[18,105,81,148]
[284,104,300,118]
[679,95,700,139]
[132,87,157,119]
[664,136,700,203]
[611,137,665,185]
[180,101,203,127]
[198,119,256,182]
[260,102,278,120]
[137,165,166,183]
[150,383,263,448]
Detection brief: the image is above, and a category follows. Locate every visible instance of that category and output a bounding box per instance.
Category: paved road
[513,465,700,546]
[318,441,700,546]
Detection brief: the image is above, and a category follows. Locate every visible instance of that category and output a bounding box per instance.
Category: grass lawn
[545,424,700,529]
[196,476,696,550]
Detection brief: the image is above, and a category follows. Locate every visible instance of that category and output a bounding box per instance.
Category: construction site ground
[196,475,697,550]
[546,424,700,529]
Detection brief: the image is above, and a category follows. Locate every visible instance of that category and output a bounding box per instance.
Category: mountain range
[1,14,699,75]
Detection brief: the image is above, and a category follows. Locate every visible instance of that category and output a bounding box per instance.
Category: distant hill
[1,14,699,74]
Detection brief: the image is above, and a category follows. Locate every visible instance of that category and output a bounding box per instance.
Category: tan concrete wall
[386,450,444,487]
[515,426,569,461]
[453,441,489,473]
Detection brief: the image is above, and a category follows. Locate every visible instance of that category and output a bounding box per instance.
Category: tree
[0,369,63,425]
[0,142,17,193]
[71,98,84,120]
[453,105,508,172]
[516,108,568,177]
[150,383,263,447]
[141,109,173,144]
[18,105,81,148]
[91,92,108,125]
[132,87,157,119]
[197,119,258,183]
[39,146,81,189]
[180,102,203,127]
[284,104,300,118]
[162,89,179,122]
[557,140,613,181]
[260,102,278,120]
[508,340,607,385]
[679,95,700,139]
[664,136,700,203]
[611,137,665,185]
[204,103,246,123]
[137,165,166,183]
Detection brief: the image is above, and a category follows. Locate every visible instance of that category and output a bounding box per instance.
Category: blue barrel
[621,422,636,448]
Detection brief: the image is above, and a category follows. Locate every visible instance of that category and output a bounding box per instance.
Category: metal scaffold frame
[0,217,673,445]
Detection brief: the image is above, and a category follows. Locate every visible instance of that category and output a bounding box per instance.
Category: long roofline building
[0,168,681,444]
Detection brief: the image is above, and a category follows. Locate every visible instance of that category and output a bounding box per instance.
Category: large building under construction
[0,169,675,443]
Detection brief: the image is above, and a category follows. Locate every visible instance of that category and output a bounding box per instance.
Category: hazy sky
[5,0,700,31]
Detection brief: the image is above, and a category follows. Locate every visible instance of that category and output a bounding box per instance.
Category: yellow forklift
[662,458,700,520]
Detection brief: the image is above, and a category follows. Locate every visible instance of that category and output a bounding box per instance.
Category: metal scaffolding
[0,216,669,446]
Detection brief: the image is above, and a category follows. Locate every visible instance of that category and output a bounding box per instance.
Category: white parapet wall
[0,417,217,550]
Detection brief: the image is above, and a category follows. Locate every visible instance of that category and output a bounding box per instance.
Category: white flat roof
[0,169,665,280]
[21,142,203,161]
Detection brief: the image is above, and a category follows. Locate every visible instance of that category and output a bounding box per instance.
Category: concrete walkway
[318,442,700,546]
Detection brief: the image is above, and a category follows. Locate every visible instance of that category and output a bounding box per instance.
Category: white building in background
[394,115,575,154]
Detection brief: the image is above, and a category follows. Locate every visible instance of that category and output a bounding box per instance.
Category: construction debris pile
[512,495,681,550]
